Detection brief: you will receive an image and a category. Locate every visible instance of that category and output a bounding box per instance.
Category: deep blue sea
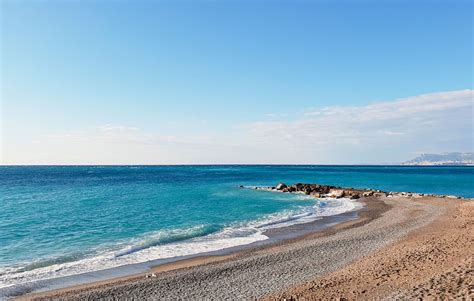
[1,165,473,292]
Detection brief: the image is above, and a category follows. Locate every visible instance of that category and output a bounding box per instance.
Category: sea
[1,165,473,297]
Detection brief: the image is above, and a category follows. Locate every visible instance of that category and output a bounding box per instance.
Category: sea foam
[0,197,360,293]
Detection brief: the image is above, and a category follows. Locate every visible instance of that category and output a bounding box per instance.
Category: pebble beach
[23,189,473,300]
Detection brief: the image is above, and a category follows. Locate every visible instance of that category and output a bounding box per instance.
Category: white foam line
[0,197,361,291]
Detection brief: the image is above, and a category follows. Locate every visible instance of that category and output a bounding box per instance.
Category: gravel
[35,196,444,300]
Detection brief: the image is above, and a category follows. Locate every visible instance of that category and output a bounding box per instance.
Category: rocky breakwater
[250,183,468,201]
[254,182,383,200]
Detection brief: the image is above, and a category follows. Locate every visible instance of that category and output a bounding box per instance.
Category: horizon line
[1,164,472,167]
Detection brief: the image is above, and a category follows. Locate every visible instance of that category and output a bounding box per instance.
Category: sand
[23,195,473,300]
[267,196,474,300]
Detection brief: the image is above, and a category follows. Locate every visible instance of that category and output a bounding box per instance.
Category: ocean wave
[0,197,361,291]
[114,224,220,257]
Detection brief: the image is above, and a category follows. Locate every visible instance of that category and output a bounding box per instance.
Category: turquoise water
[0,165,473,291]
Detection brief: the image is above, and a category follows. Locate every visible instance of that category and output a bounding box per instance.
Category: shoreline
[14,194,378,300]
[7,190,364,300]
[19,194,386,300]
[17,187,474,300]
[266,195,473,299]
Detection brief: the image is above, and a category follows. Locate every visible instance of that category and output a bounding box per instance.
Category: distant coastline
[401,152,474,166]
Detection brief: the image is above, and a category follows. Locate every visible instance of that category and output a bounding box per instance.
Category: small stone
[363,191,374,197]
[327,189,345,198]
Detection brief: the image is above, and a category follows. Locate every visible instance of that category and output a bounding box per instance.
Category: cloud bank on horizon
[3,89,472,165]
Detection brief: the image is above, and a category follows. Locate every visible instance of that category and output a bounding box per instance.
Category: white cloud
[240,89,473,163]
[379,130,404,136]
[3,90,473,164]
[303,89,472,120]
[9,124,246,164]
[96,124,139,133]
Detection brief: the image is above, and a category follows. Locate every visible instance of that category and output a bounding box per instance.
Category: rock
[312,192,321,198]
[363,191,374,197]
[350,194,360,199]
[327,189,345,198]
[288,186,296,192]
[294,183,304,191]
[239,185,244,188]
[319,185,331,194]
[276,183,287,190]
[446,195,460,199]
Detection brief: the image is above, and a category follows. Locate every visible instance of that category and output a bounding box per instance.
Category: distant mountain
[402,152,474,166]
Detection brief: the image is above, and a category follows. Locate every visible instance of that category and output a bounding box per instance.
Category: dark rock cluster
[245,183,466,200]
[274,182,368,199]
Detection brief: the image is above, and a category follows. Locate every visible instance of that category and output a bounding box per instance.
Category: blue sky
[1,1,473,164]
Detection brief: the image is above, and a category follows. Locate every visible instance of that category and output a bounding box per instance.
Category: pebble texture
[268,198,473,300]
[34,196,444,300]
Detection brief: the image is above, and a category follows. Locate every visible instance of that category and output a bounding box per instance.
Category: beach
[3,0,473,299]
[21,191,473,300]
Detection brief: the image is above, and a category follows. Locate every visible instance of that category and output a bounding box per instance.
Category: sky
[1,0,473,164]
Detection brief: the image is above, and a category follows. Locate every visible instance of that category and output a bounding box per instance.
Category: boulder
[276,183,287,190]
[363,191,374,197]
[320,186,331,194]
[350,194,360,199]
[327,189,345,198]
